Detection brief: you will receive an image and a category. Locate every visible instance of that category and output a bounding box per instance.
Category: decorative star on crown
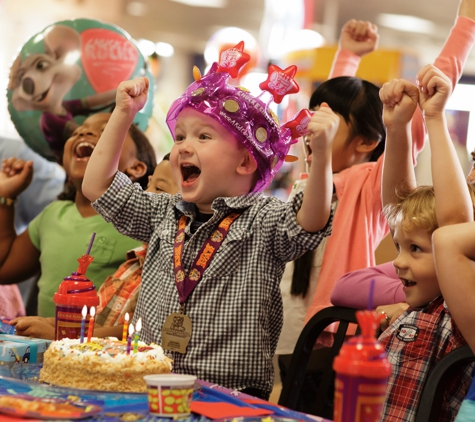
[216,41,250,78]
[259,64,300,104]
[284,109,313,140]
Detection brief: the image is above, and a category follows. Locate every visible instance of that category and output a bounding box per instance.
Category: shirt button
[162,229,169,236]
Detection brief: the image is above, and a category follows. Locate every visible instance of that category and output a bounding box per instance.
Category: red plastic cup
[333,310,392,422]
[53,272,99,340]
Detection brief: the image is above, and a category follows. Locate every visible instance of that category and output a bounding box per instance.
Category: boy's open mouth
[74,142,95,159]
[401,278,417,288]
[181,163,201,184]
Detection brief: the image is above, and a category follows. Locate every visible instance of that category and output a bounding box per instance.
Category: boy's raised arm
[434,223,475,351]
[419,64,473,226]
[82,77,149,202]
[296,103,336,233]
[380,79,419,207]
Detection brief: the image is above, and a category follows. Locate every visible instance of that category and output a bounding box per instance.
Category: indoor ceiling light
[170,0,227,8]
[377,13,436,34]
[204,27,257,65]
[155,42,174,57]
[127,1,148,16]
[137,39,156,57]
[281,29,325,55]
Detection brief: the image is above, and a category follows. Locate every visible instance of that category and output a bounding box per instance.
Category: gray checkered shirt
[93,171,333,395]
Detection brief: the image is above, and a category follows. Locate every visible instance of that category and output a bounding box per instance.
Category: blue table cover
[0,362,328,421]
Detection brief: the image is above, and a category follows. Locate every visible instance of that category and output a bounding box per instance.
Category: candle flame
[129,323,135,336]
[82,305,87,318]
[136,317,142,332]
[124,312,129,322]
[90,306,95,317]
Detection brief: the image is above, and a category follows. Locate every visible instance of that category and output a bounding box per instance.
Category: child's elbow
[82,180,100,203]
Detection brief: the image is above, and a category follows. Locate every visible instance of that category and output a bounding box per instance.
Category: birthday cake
[39,337,172,392]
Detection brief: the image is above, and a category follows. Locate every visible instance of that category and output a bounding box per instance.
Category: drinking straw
[86,232,96,255]
[367,278,375,310]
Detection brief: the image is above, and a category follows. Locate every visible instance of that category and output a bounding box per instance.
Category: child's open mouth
[74,142,95,160]
[181,163,201,186]
[401,278,417,289]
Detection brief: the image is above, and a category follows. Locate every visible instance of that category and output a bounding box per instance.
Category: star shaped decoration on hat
[259,64,300,104]
[216,41,251,78]
[284,109,313,139]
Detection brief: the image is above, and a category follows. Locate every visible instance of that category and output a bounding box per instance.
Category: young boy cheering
[83,59,335,399]
[378,63,475,421]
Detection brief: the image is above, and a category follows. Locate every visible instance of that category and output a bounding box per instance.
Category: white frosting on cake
[49,337,168,362]
[39,337,173,392]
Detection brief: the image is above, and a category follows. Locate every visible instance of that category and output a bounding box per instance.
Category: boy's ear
[125,160,147,182]
[354,136,379,154]
[236,150,258,176]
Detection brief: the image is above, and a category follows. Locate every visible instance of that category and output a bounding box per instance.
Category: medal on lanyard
[162,211,242,354]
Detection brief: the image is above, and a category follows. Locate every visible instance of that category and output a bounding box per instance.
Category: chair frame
[414,344,475,422]
[278,306,359,415]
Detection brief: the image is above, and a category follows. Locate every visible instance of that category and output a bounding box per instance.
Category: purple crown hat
[166,42,310,192]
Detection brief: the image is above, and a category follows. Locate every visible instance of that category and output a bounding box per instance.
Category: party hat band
[166,41,311,192]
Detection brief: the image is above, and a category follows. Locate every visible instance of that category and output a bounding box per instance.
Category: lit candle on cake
[87,306,95,343]
[126,323,134,355]
[122,312,129,342]
[133,317,142,354]
[79,305,87,344]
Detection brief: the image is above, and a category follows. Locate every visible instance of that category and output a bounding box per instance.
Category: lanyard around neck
[173,210,243,304]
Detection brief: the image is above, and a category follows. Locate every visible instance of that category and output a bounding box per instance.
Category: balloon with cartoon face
[6,18,154,162]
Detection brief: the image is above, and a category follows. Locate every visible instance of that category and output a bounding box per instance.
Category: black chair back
[414,344,475,422]
[278,306,360,416]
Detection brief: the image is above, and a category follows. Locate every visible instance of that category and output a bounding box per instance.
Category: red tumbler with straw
[333,280,392,422]
[53,233,100,340]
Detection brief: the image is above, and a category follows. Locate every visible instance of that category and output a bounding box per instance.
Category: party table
[0,363,332,421]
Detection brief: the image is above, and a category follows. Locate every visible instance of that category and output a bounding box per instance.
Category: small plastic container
[53,254,99,341]
[143,374,196,417]
[333,310,392,422]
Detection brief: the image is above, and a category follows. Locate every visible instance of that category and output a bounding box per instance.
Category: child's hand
[376,302,409,331]
[417,64,452,119]
[115,77,149,116]
[10,316,55,340]
[379,79,419,129]
[306,103,340,152]
[0,157,33,199]
[339,19,379,57]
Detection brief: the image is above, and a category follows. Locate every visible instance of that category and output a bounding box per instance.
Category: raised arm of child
[296,103,337,233]
[380,79,419,207]
[82,77,149,202]
[434,222,475,351]
[329,19,379,78]
[418,64,474,226]
[0,158,42,285]
[331,0,475,161]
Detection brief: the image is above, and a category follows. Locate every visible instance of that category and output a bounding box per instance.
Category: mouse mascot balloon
[6,18,154,162]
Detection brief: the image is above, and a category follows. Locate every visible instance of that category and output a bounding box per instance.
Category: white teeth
[75,142,95,158]
[76,141,95,150]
